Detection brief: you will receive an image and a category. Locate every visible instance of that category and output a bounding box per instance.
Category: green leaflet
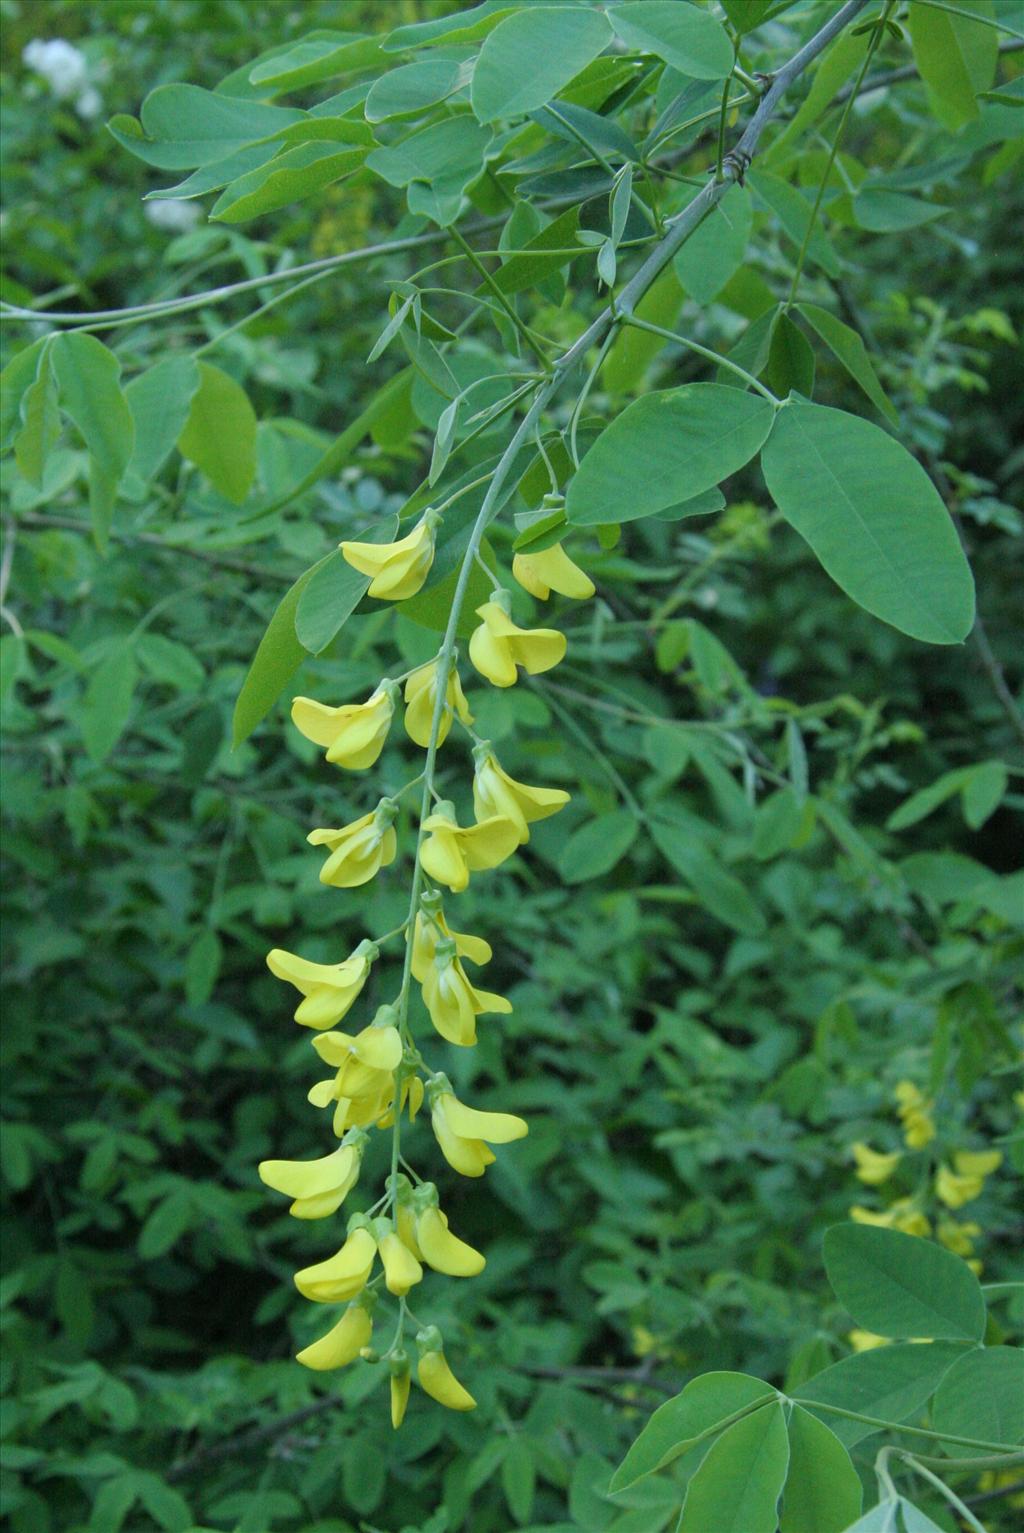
[823,1223,987,1342]
[761,399,975,644]
[470,6,613,123]
[176,362,257,505]
[566,385,775,526]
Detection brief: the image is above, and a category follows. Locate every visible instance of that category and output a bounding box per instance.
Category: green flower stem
[621,314,781,403]
[449,225,554,363]
[881,1449,990,1533]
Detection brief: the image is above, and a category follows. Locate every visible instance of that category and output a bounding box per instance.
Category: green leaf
[137,1189,193,1259]
[748,170,840,277]
[721,0,776,33]
[898,1501,947,1533]
[610,2,733,82]
[51,333,135,550]
[177,362,257,504]
[124,356,200,486]
[81,648,137,765]
[837,1505,900,1533]
[534,100,640,162]
[14,348,60,488]
[501,1437,536,1525]
[1,337,47,448]
[673,186,752,305]
[761,399,975,644]
[384,1,516,52]
[185,930,222,1007]
[567,385,774,526]
[367,116,492,225]
[107,86,305,170]
[602,268,683,393]
[259,368,413,516]
[764,312,815,399]
[471,6,613,123]
[909,0,998,131]
[232,555,330,746]
[491,207,582,296]
[961,758,1007,828]
[212,143,364,222]
[366,59,467,122]
[752,787,803,860]
[887,760,1006,832]
[796,303,897,424]
[853,188,948,233]
[650,822,766,935]
[794,1342,970,1448]
[136,634,204,692]
[931,1346,1024,1455]
[823,1224,986,1342]
[677,1401,789,1533]
[293,543,381,655]
[780,1407,862,1533]
[612,1372,776,1493]
[558,810,639,884]
[248,32,383,94]
[651,488,726,523]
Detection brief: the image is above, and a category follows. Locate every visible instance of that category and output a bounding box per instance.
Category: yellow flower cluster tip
[847,1081,1005,1276]
[258,505,591,1423]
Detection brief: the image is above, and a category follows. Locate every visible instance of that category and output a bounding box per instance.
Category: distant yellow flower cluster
[257,506,592,1424]
[847,1079,1005,1283]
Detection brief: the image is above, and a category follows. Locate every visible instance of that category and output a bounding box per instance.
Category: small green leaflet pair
[2,338,258,546]
[611,1222,1023,1533]
[566,384,975,647]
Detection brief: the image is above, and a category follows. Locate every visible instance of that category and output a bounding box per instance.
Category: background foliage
[1,2,1021,1531]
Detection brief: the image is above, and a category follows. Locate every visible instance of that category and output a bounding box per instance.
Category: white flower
[23,39,88,100]
[75,86,102,121]
[144,200,203,234]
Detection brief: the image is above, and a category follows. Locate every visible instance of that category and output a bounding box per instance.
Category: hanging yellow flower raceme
[404,659,473,748]
[512,541,595,601]
[266,940,376,1030]
[469,591,566,687]
[340,509,439,601]
[419,800,519,893]
[258,481,580,1421]
[308,798,398,887]
[291,683,398,769]
[894,1080,936,1149]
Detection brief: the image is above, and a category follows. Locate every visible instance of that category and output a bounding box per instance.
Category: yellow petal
[953,1149,1001,1178]
[422,962,477,1046]
[418,1350,476,1411]
[296,1304,372,1371]
[420,824,469,893]
[378,1231,423,1296]
[294,1227,376,1302]
[460,815,519,872]
[258,1145,358,1203]
[431,1108,492,1178]
[440,1094,528,1144]
[353,1024,403,1072]
[290,697,349,748]
[341,519,434,601]
[509,625,566,676]
[469,618,518,687]
[416,1206,485,1277]
[512,543,595,600]
[851,1143,901,1186]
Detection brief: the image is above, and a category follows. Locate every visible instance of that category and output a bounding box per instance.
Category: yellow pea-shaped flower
[296,1302,373,1372]
[420,801,519,894]
[266,940,376,1030]
[258,1140,362,1221]
[294,1225,377,1303]
[430,1084,528,1178]
[417,1344,476,1412]
[403,660,474,748]
[291,684,396,769]
[307,800,398,888]
[340,511,438,601]
[472,747,569,845]
[512,542,594,600]
[851,1142,901,1187]
[468,596,566,688]
[416,1205,485,1277]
